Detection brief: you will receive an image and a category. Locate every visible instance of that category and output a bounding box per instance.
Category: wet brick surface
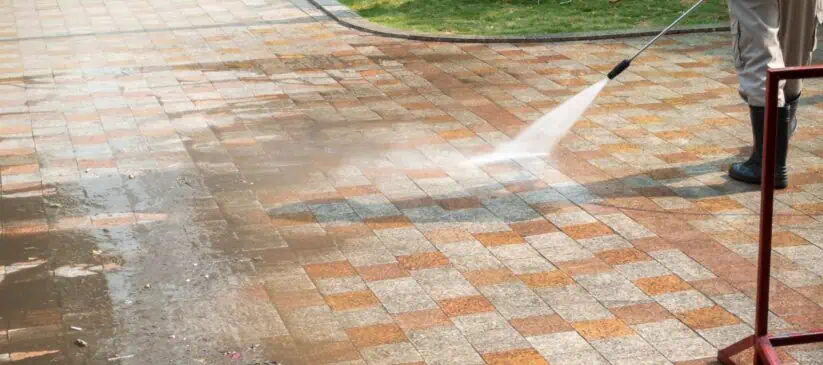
[1,0,823,364]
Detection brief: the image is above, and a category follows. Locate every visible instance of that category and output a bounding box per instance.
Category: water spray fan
[466,0,709,166]
[607,0,706,80]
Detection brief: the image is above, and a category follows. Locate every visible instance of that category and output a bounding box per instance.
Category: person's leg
[772,0,819,188]
[727,0,817,106]
[728,0,819,188]
[728,0,782,185]
[781,0,819,100]
[728,0,783,108]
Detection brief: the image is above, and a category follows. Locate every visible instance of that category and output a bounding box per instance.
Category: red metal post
[717,64,823,365]
[752,69,780,365]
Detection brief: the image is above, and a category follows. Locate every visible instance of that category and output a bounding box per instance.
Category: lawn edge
[306,0,730,43]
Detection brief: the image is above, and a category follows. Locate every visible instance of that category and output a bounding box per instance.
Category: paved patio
[1,0,823,364]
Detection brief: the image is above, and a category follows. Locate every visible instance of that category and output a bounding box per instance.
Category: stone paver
[1,0,823,364]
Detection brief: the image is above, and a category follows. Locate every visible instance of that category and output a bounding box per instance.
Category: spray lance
[607,0,706,79]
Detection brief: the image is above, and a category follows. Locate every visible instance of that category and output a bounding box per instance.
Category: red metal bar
[718,335,753,365]
[756,337,781,365]
[768,65,823,80]
[769,331,823,347]
[749,68,781,365]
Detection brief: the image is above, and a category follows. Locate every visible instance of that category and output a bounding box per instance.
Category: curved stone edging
[306,0,730,43]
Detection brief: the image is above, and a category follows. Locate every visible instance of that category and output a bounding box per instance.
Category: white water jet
[469,78,610,166]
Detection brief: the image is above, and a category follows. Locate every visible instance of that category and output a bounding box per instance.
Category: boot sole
[728,171,788,189]
[728,169,761,184]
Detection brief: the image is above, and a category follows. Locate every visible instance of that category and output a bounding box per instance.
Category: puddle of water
[3,259,47,276]
[468,78,610,165]
[53,264,100,278]
[5,350,61,361]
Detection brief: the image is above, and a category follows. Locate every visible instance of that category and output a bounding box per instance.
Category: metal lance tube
[608,0,706,79]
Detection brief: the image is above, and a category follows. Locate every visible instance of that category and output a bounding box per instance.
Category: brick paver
[1,0,823,364]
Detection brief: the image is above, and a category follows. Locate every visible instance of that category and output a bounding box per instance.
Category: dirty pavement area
[1,0,823,364]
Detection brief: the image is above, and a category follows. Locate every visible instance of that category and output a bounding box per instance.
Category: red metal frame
[718,65,823,365]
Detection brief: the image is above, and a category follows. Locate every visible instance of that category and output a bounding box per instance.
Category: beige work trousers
[729,0,822,107]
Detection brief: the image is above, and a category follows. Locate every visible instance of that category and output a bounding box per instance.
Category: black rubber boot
[775,98,798,189]
[729,97,798,189]
[729,105,765,184]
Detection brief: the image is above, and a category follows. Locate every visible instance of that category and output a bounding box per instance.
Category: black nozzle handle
[607,59,631,80]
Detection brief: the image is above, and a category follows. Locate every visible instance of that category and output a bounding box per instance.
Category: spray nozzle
[607,59,632,80]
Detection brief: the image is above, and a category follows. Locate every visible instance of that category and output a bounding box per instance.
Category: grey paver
[649,250,716,282]
[360,342,424,365]
[368,278,438,314]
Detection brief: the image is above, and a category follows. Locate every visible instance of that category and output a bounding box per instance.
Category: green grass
[337,0,730,36]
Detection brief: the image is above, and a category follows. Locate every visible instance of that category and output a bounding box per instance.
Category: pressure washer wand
[607,0,706,79]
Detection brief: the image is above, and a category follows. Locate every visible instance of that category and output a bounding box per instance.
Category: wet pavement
[1,0,823,364]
